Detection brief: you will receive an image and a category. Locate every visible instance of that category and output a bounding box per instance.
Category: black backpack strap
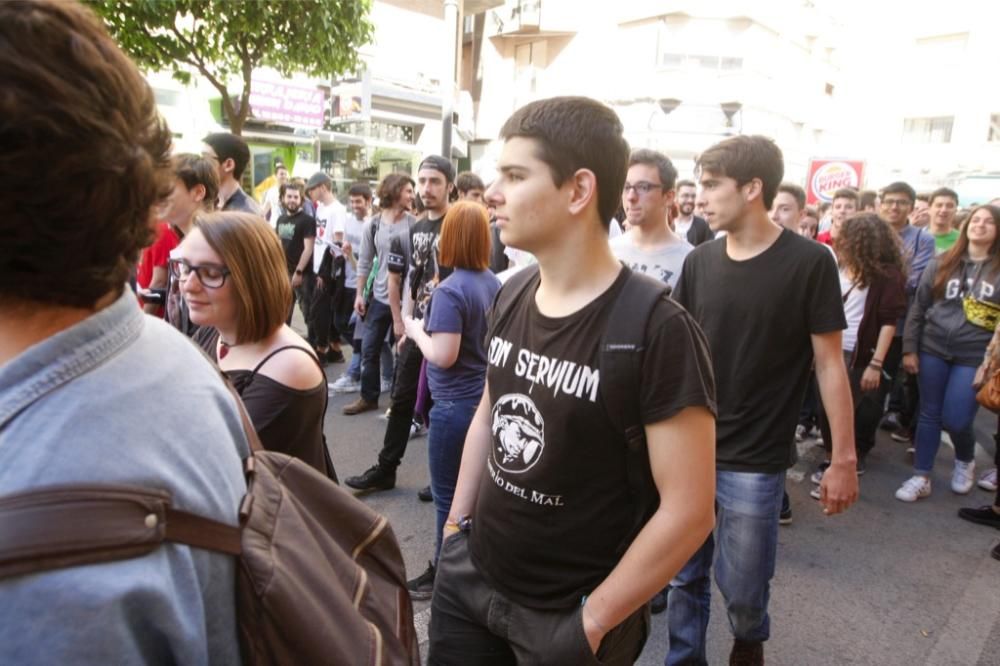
[599,266,671,539]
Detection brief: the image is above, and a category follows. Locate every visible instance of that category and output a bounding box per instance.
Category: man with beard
[275,182,316,326]
[345,156,455,503]
[674,179,715,246]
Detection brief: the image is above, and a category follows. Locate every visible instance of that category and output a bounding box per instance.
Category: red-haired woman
[401,201,500,598]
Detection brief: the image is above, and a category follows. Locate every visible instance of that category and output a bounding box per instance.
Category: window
[658,53,742,72]
[989,114,1000,142]
[660,53,684,67]
[153,88,180,106]
[903,116,954,144]
[914,33,968,68]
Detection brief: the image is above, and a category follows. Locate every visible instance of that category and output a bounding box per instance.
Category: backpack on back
[492,264,671,541]
[0,380,420,666]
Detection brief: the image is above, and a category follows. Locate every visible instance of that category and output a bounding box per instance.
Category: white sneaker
[951,460,976,495]
[978,468,999,492]
[329,374,361,395]
[409,419,427,439]
[895,475,932,502]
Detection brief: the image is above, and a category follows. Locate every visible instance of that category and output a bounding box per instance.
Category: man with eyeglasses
[674,179,715,246]
[878,182,935,441]
[610,149,692,292]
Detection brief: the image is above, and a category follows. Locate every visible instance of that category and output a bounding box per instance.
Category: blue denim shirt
[898,223,936,334]
[0,289,248,665]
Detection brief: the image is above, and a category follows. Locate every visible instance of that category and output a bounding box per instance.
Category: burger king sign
[806,159,865,205]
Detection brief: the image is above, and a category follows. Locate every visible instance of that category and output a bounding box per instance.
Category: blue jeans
[428,397,480,560]
[360,299,394,402]
[347,335,393,383]
[913,352,978,474]
[666,470,784,665]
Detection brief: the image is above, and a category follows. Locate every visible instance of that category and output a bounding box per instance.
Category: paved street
[317,351,1000,665]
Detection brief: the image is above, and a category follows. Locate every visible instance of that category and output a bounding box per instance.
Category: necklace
[219,338,240,359]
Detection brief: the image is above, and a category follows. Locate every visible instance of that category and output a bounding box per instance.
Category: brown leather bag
[976,369,1000,413]
[0,385,420,665]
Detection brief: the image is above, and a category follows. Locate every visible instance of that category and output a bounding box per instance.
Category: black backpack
[491,264,670,541]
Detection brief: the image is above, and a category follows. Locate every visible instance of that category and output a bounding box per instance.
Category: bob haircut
[439,201,491,271]
[193,212,292,344]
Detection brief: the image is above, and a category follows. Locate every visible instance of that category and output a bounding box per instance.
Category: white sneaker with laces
[951,460,976,494]
[978,468,999,492]
[895,475,932,502]
[329,374,361,394]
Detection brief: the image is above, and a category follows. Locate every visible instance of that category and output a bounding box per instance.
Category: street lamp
[720,101,743,134]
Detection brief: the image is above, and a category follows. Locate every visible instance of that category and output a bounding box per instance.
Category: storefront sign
[249,79,325,128]
[806,159,865,204]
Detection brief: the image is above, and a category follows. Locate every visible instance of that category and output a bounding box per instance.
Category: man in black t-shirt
[344,156,454,502]
[674,179,715,246]
[275,182,315,326]
[669,135,859,666]
[427,97,717,665]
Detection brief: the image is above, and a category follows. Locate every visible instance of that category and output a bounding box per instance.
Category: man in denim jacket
[0,2,247,664]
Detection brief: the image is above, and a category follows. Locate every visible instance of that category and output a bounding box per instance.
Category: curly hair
[0,0,174,308]
[834,213,905,288]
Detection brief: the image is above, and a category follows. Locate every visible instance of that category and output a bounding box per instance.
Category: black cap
[418,155,455,183]
[305,172,332,192]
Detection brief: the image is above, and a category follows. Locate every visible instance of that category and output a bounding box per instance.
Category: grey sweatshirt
[356,211,414,305]
[903,256,1000,366]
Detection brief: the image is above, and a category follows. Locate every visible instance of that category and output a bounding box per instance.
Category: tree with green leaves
[85,0,374,135]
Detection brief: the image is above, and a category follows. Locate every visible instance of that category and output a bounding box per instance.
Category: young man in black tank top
[668,135,859,665]
[427,96,717,665]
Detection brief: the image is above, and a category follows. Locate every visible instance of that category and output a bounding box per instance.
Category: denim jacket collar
[0,288,143,430]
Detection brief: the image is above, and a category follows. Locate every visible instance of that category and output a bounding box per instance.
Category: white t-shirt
[341,212,365,286]
[674,217,693,238]
[840,270,868,352]
[313,199,347,273]
[609,232,693,290]
[263,186,282,225]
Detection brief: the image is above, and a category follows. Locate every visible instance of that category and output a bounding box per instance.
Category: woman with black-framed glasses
[174,211,336,480]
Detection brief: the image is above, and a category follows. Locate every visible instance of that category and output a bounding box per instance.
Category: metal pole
[441,0,459,159]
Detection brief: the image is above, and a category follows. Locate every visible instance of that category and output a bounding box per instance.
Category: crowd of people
[3,2,1000,665]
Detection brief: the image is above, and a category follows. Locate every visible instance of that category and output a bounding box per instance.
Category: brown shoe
[342,397,378,415]
[730,639,763,666]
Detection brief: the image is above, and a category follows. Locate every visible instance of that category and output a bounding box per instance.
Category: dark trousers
[428,532,649,666]
[798,372,819,429]
[289,273,315,338]
[377,336,424,471]
[818,350,890,460]
[310,280,334,348]
[360,300,394,402]
[335,287,356,347]
[886,337,919,426]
